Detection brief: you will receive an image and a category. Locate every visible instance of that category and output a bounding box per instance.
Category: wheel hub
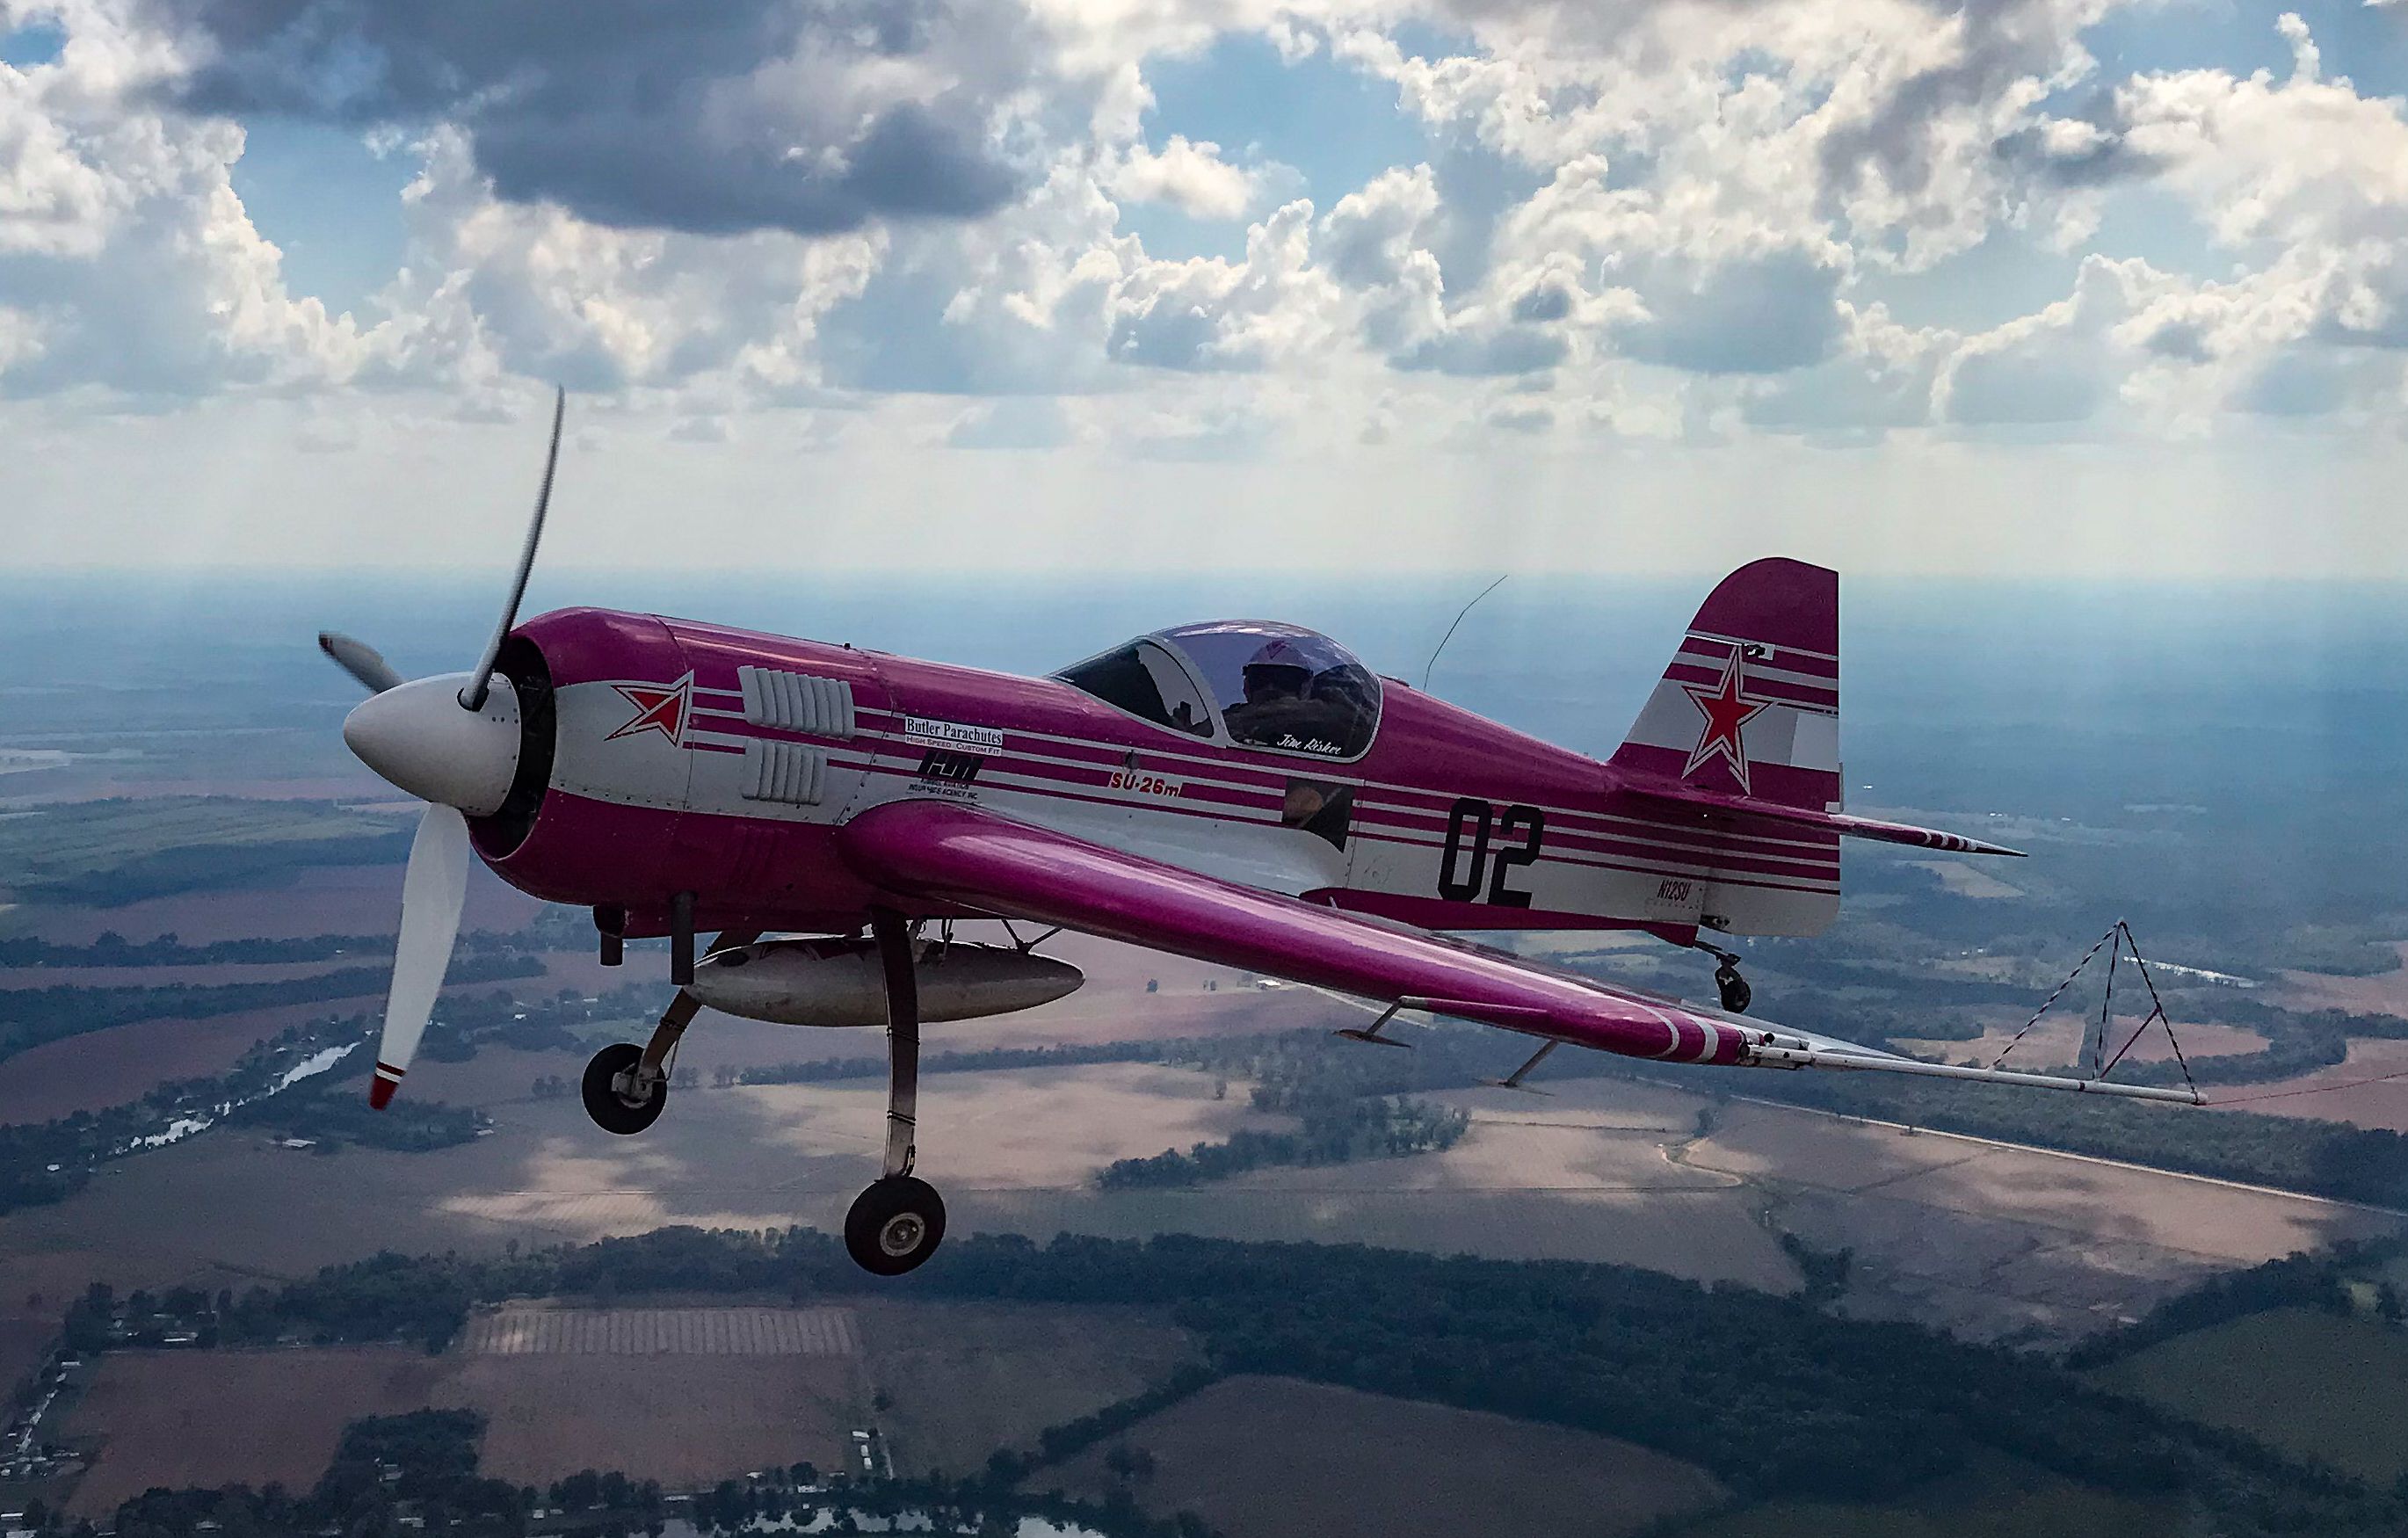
[878,1212,925,1256]
[611,1068,658,1108]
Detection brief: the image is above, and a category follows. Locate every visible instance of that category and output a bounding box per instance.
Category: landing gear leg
[845,907,946,1276]
[579,926,759,1136]
[1694,943,1752,1014]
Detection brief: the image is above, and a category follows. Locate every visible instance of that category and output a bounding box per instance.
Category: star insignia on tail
[1681,649,1769,794]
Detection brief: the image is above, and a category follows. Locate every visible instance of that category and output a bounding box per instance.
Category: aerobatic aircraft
[320,394,2196,1277]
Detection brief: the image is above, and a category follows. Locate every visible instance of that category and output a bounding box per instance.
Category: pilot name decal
[903,716,1005,756]
[1274,733,1345,757]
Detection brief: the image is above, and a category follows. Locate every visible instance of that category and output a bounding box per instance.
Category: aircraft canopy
[1055,620,1382,759]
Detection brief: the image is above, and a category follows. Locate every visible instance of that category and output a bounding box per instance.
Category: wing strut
[1984,921,2200,1103]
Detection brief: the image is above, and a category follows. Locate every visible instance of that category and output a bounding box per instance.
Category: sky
[3,0,2406,579]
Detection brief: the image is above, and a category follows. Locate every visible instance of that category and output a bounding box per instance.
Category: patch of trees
[0,923,568,969]
[100,1409,526,1538]
[83,1403,1208,1538]
[677,1471,1213,1538]
[32,830,418,907]
[740,1028,1483,1188]
[162,1227,2405,1534]
[1098,1097,1467,1188]
[736,1038,1185,1085]
[0,954,541,1062]
[227,1075,483,1152]
[1710,1064,2408,1209]
[2065,1238,2408,1369]
[0,1008,512,1219]
[983,1364,1219,1484]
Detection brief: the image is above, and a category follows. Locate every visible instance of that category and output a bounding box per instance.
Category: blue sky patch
[228,120,415,319]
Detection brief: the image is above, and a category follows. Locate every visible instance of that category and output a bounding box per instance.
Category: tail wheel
[581,1042,665,1135]
[845,1176,947,1276]
[1715,965,1752,1015]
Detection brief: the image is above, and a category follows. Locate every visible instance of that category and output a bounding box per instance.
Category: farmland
[59,1339,868,1505]
[436,1352,865,1489]
[1035,1374,1729,1538]
[1668,1454,2176,1538]
[2085,1306,2408,1484]
[852,1299,1199,1478]
[53,1301,1202,1507]
[63,1348,454,1515]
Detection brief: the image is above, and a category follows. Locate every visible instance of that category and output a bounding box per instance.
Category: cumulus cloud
[145,0,1032,236]
[0,2,359,396]
[1109,200,1341,372]
[359,127,883,402]
[1108,134,1257,220]
[3,0,2405,460]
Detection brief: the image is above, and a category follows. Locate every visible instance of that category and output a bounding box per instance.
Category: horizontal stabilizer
[1625,783,2024,858]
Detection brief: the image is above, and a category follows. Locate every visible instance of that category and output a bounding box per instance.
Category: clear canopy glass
[1056,621,1382,758]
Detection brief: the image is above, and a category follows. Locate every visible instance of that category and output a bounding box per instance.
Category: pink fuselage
[471,608,1841,945]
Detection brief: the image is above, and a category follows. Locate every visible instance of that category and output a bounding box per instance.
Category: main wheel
[581,1042,666,1135]
[1715,965,1752,1015]
[845,1176,947,1276]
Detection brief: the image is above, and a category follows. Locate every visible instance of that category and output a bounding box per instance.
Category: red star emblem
[1682,650,1769,794]
[606,673,693,746]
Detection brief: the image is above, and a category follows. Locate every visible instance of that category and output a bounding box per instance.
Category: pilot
[1224,638,1360,752]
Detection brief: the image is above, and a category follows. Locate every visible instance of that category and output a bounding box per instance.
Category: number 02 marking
[1439,798,1545,908]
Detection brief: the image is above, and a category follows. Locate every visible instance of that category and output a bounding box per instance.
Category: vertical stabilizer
[1609,558,1841,813]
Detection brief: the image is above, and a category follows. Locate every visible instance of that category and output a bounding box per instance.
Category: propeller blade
[460,386,565,712]
[371,803,471,1108]
[318,632,405,695]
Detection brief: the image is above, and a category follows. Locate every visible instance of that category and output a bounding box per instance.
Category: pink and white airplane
[321,395,2195,1276]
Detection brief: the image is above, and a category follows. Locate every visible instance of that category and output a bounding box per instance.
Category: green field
[1669,1454,2176,1538]
[2087,1307,2408,1484]
[0,797,411,907]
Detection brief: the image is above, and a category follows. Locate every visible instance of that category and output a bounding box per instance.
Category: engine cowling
[685,936,1084,1027]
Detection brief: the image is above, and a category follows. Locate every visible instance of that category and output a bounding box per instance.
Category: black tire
[845,1176,947,1276]
[1715,967,1752,1015]
[581,1042,665,1135]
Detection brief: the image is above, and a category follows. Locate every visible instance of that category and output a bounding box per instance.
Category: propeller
[317,633,404,694]
[463,386,564,712]
[319,387,565,1107]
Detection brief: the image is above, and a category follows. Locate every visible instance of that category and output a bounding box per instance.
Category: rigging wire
[1993,920,2201,1103]
[2205,1069,2408,1107]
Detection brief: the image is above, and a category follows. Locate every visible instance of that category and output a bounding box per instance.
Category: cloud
[0,7,359,397]
[4,0,2405,461]
[1108,200,1341,372]
[1108,134,1257,220]
[356,128,884,400]
[946,394,1072,449]
[147,0,1033,237]
[1740,303,1948,433]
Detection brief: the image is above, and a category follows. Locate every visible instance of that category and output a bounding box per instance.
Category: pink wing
[833,801,2194,1103]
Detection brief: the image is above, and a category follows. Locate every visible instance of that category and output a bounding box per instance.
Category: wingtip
[369,1061,404,1110]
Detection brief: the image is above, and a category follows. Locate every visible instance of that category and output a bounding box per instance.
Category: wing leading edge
[833,801,2195,1105]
